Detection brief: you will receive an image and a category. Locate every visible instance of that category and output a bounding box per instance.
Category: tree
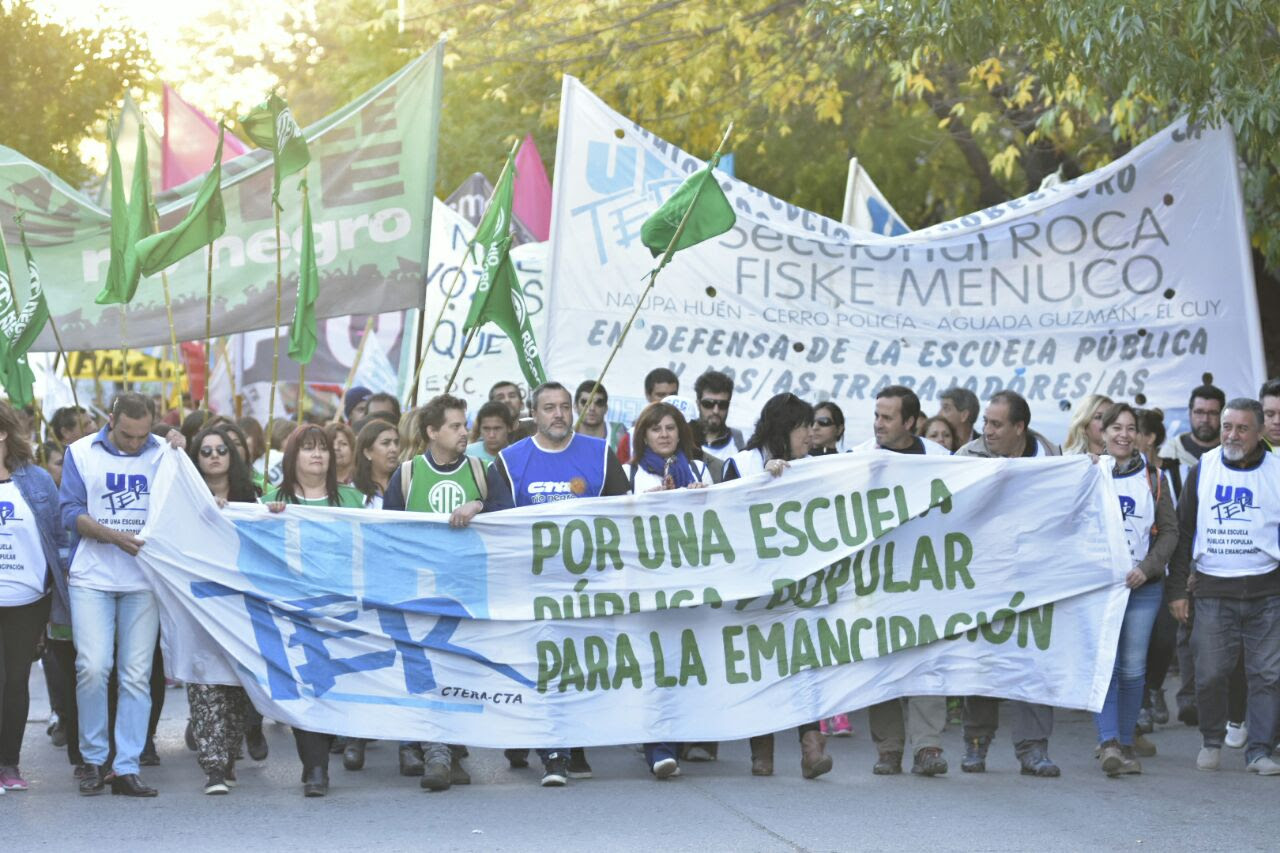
[0,1,151,186]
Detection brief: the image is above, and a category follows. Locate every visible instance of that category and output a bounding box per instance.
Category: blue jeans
[1095,580,1163,745]
[1192,594,1280,762]
[70,587,159,775]
[643,742,677,770]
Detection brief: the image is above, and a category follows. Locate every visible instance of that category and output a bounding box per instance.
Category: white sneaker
[651,757,679,779]
[1197,746,1221,771]
[1246,755,1280,776]
[1225,722,1248,748]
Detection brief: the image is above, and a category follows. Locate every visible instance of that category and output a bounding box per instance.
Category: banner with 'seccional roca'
[137,448,1129,746]
[543,77,1266,442]
[7,45,443,353]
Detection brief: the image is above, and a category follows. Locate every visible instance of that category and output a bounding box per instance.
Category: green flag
[0,227,37,406]
[135,127,227,277]
[640,155,735,267]
[11,219,50,355]
[239,93,310,203]
[287,183,319,365]
[96,127,154,305]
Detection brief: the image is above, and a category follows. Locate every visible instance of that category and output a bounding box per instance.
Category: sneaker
[1098,740,1124,776]
[652,757,680,779]
[1196,746,1221,771]
[1225,722,1248,749]
[140,737,160,767]
[819,718,830,736]
[911,747,947,776]
[0,766,28,791]
[49,719,68,749]
[683,743,717,762]
[1151,689,1170,725]
[541,755,568,787]
[1135,707,1154,734]
[829,713,854,737]
[1246,754,1280,776]
[203,769,229,795]
[567,747,592,779]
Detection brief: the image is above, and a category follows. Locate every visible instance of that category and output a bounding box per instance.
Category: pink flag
[161,84,248,190]
[513,133,552,242]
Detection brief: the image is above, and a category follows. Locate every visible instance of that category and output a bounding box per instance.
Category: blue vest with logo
[500,434,609,507]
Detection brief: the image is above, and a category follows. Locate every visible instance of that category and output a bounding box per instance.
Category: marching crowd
[1,368,1279,798]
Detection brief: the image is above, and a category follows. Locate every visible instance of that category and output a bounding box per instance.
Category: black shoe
[1019,746,1061,778]
[1152,690,1170,725]
[399,744,425,777]
[420,759,452,792]
[329,736,347,755]
[911,747,948,776]
[184,719,197,751]
[541,755,568,787]
[1178,704,1199,727]
[302,766,328,797]
[504,748,530,769]
[74,763,94,782]
[78,763,106,796]
[245,725,269,761]
[961,737,990,773]
[140,738,160,767]
[224,760,238,788]
[567,747,592,779]
[1136,707,1155,734]
[872,751,903,775]
[342,739,366,771]
[50,721,68,748]
[110,773,159,797]
[203,769,229,795]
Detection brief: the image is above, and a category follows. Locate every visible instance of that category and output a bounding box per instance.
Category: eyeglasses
[699,398,730,411]
[576,398,606,408]
[199,445,230,458]
[813,417,835,427]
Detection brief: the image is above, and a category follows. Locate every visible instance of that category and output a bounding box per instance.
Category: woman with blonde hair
[1062,394,1113,455]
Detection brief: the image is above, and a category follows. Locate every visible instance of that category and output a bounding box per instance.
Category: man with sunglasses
[689,371,743,462]
[573,381,627,453]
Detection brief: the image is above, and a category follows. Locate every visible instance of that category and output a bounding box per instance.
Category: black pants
[0,596,50,765]
[45,637,82,764]
[1145,603,1178,694]
[293,728,333,772]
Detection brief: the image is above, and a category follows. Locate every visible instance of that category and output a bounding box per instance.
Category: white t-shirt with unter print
[0,479,50,606]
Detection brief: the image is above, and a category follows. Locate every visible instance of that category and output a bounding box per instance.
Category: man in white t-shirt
[59,393,183,797]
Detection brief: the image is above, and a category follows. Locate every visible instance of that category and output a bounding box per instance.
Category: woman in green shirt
[262,424,365,509]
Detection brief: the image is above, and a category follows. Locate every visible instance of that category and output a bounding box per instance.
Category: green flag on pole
[95,127,154,305]
[135,127,228,277]
[639,155,735,269]
[288,182,319,365]
[461,146,545,388]
[239,93,310,204]
[0,223,41,407]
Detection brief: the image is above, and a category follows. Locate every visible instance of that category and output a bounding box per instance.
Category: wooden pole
[334,316,375,422]
[264,203,283,484]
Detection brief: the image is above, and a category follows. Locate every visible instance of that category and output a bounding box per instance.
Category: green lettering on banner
[747,622,788,680]
[805,498,838,552]
[563,519,593,574]
[584,635,611,690]
[678,629,707,686]
[651,632,678,687]
[700,511,736,563]
[849,617,873,661]
[867,487,895,537]
[790,619,820,672]
[722,625,749,684]
[531,522,560,575]
[835,493,868,547]
[665,513,700,567]
[536,640,560,693]
[928,478,954,514]
[945,532,976,589]
[775,500,808,556]
[749,502,780,558]
[882,542,909,592]
[613,634,643,688]
[594,518,624,570]
[890,615,916,651]
[559,640,585,692]
[911,535,944,590]
[817,617,851,666]
[634,516,666,569]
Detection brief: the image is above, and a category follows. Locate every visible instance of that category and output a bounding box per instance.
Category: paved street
[5,666,1276,851]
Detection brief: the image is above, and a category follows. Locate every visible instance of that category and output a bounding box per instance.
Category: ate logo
[1212,484,1257,525]
[102,473,149,515]
[427,481,467,514]
[0,500,20,528]
[1118,496,1138,520]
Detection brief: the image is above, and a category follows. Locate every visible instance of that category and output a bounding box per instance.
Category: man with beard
[1160,384,1225,496]
[477,382,629,787]
[1261,379,1280,451]
[1167,398,1280,775]
[689,370,744,462]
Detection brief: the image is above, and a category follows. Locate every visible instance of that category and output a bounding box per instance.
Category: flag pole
[204,242,214,403]
[405,137,520,411]
[264,201,282,484]
[573,122,733,431]
[46,316,81,411]
[334,316,375,423]
[10,210,80,411]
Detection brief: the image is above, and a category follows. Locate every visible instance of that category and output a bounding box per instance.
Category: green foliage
[0,0,151,185]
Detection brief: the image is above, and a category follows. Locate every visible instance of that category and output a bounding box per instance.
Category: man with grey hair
[939,387,980,447]
[1167,397,1280,775]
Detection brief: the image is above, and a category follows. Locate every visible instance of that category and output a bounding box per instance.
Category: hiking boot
[1019,744,1061,777]
[911,747,947,776]
[420,758,452,792]
[450,753,471,786]
[1118,745,1143,775]
[1136,707,1155,734]
[343,739,366,771]
[1151,689,1170,725]
[800,730,832,779]
[1098,740,1124,776]
[567,747,593,779]
[1133,731,1157,757]
[398,743,425,777]
[961,736,990,773]
[749,735,774,776]
[245,725,269,761]
[873,751,903,775]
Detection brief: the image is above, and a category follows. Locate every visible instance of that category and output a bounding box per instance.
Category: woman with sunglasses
[809,402,845,456]
[261,425,363,796]
[353,420,401,510]
[183,425,265,795]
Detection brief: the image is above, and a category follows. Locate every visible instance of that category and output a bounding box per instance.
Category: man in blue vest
[1167,397,1280,775]
[481,381,629,786]
[59,393,184,797]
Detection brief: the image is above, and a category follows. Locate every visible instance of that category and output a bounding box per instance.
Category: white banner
[842,156,911,236]
[543,78,1266,442]
[138,448,1129,747]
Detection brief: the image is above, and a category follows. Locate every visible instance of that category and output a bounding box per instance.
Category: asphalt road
[5,666,1277,852]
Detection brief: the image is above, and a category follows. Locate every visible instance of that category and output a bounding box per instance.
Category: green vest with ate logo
[404,454,484,513]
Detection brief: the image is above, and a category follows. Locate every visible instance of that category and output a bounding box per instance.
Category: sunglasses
[813,417,835,427]
[199,445,230,458]
[576,398,606,408]
[699,398,730,411]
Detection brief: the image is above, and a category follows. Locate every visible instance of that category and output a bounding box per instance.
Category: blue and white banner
[138,448,1130,747]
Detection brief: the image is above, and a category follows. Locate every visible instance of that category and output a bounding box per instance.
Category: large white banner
[543,78,1266,442]
[138,449,1128,746]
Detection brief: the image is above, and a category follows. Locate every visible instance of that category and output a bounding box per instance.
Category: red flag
[162,85,248,190]
[181,341,208,402]
[513,134,552,242]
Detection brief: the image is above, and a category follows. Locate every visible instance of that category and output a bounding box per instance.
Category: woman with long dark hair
[809,401,845,456]
[722,394,831,780]
[353,420,401,509]
[324,422,358,486]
